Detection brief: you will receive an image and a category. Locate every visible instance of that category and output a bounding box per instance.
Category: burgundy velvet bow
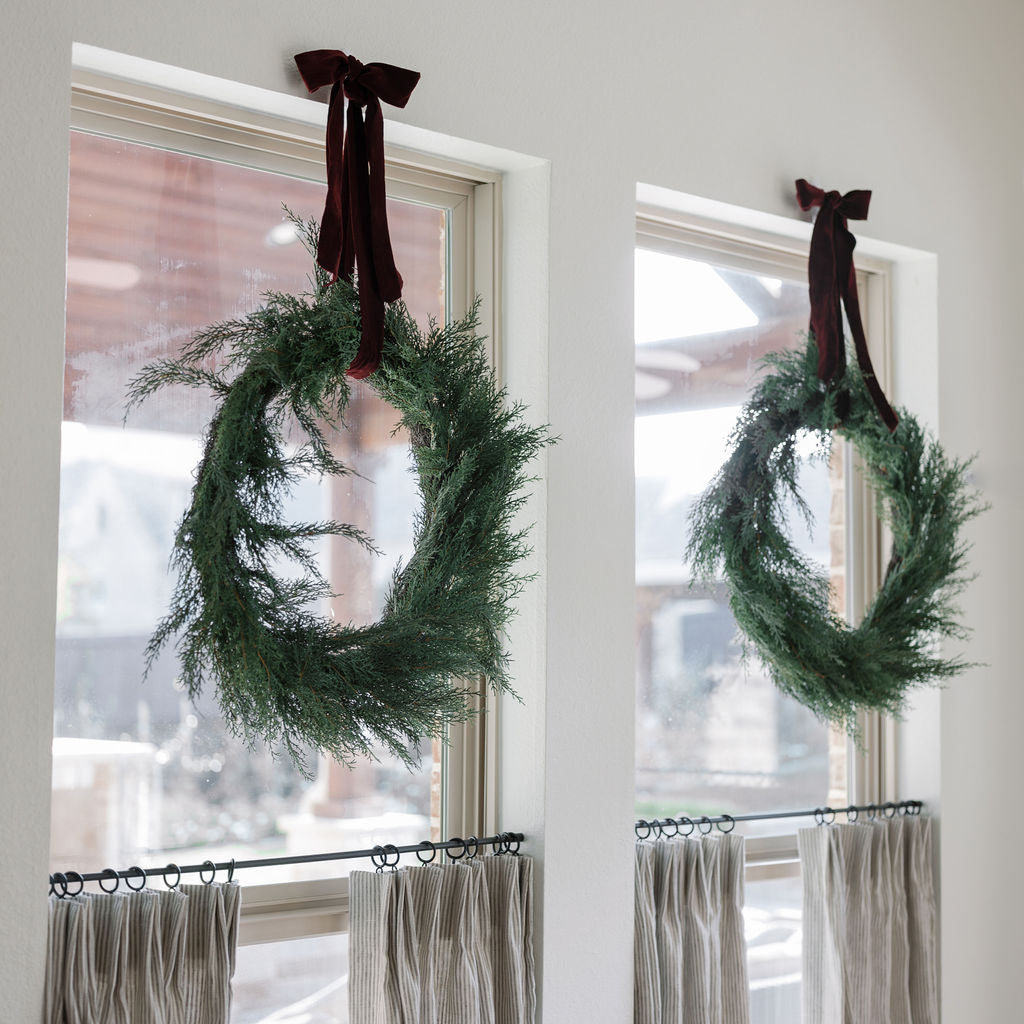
[295,49,420,378]
[795,179,897,432]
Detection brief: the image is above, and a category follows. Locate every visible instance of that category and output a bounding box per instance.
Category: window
[633,207,895,1022]
[52,73,499,1019]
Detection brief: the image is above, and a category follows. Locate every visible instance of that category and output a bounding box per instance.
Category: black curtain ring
[823,807,836,825]
[652,818,665,840]
[199,860,217,885]
[446,837,466,861]
[465,836,480,860]
[383,844,401,871]
[125,866,147,892]
[814,807,824,826]
[635,820,652,841]
[913,800,924,816]
[416,840,437,864]
[164,864,182,890]
[371,846,386,873]
[497,832,511,855]
[846,806,859,823]
[64,871,85,897]
[48,875,56,898]
[51,872,68,899]
[508,834,521,856]
[866,803,878,820]
[661,818,679,839]
[99,868,120,894]
[882,801,897,819]
[226,858,236,883]
[717,814,736,834]
[678,816,695,837]
[697,816,713,835]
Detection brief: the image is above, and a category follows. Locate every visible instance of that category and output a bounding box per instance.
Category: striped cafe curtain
[44,882,241,1024]
[799,814,938,1024]
[635,833,750,1024]
[349,854,535,1024]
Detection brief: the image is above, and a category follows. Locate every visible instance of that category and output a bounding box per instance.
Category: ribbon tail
[841,259,898,432]
[346,286,385,379]
[339,102,364,284]
[811,296,846,383]
[363,100,403,302]
[344,106,385,378]
[315,81,346,281]
[806,203,844,383]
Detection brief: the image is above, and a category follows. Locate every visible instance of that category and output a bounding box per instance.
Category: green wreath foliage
[127,218,552,773]
[687,337,983,729]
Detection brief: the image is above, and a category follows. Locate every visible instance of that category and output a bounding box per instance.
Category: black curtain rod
[48,831,525,896]
[635,800,923,838]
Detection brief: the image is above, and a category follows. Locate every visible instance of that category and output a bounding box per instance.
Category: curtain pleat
[349,855,535,1024]
[44,882,240,1024]
[635,835,750,1024]
[487,855,534,1023]
[905,818,939,1022]
[798,816,938,1024]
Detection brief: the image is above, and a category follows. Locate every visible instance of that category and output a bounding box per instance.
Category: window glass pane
[52,131,447,883]
[745,874,802,1024]
[232,933,348,1023]
[634,246,847,835]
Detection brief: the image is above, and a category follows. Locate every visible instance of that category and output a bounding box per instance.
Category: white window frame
[635,206,899,881]
[66,72,502,945]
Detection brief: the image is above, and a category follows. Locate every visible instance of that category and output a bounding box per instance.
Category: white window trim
[635,209,899,881]
[67,73,502,945]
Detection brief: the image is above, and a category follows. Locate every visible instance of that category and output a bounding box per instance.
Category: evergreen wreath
[687,336,983,729]
[127,217,552,773]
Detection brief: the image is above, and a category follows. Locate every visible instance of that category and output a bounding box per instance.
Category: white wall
[3,1,1022,1020]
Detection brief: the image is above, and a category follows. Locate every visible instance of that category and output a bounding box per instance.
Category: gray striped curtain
[635,834,750,1024]
[349,855,535,1024]
[799,815,938,1024]
[44,882,241,1024]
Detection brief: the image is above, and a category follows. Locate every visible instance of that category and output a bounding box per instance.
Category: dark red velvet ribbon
[295,49,420,378]
[795,179,898,431]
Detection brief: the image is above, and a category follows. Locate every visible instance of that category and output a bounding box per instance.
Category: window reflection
[634,246,845,833]
[52,131,447,882]
[233,933,349,1023]
[745,875,802,1023]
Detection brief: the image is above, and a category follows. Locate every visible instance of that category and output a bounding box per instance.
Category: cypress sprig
[127,217,553,774]
[687,336,984,730]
